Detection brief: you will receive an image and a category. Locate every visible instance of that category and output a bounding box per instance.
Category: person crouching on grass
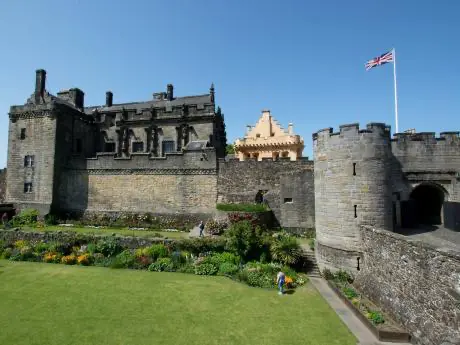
[276,271,285,295]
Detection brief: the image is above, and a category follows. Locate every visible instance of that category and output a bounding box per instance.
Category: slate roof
[84,94,212,114]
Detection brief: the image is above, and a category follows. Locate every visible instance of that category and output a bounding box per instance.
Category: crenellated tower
[313,123,394,272]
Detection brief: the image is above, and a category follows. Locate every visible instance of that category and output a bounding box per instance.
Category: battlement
[218,157,312,165]
[312,122,391,142]
[66,148,217,173]
[392,131,460,142]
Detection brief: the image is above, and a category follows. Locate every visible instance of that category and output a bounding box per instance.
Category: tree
[226,144,235,155]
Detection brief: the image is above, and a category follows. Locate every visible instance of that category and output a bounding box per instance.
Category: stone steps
[300,248,322,278]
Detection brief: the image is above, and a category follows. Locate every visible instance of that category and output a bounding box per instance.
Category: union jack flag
[365,50,394,71]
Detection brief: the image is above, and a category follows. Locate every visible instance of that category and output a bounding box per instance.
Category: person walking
[198,221,205,237]
[276,271,286,295]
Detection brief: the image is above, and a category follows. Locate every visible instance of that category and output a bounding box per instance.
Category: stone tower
[313,123,393,273]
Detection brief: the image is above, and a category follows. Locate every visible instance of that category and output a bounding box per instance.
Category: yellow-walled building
[234,109,304,161]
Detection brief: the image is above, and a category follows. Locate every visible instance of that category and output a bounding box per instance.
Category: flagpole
[392,48,399,133]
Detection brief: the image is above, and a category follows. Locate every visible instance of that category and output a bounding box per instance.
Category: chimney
[167,84,174,101]
[106,91,113,107]
[288,123,293,135]
[35,69,46,103]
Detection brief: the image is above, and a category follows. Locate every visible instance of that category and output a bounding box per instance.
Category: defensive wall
[217,157,315,232]
[355,226,460,345]
[57,149,218,215]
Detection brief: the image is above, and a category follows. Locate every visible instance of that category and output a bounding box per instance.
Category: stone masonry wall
[58,172,217,214]
[6,115,57,215]
[355,226,460,345]
[0,169,6,202]
[217,158,314,231]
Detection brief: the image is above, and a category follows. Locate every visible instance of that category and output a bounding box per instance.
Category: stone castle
[4,69,460,343]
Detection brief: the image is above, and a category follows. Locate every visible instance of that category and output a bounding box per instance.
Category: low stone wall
[355,226,460,345]
[0,229,166,249]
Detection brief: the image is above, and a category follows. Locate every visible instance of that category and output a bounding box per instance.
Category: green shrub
[111,250,136,269]
[322,268,334,280]
[235,269,274,288]
[172,237,226,255]
[44,214,59,226]
[206,252,240,267]
[218,262,239,276]
[12,208,40,226]
[270,235,301,266]
[334,270,354,284]
[194,263,218,275]
[92,253,113,267]
[148,258,174,272]
[47,242,67,255]
[342,286,358,299]
[170,251,188,268]
[177,263,195,274]
[96,238,122,257]
[32,241,49,254]
[2,247,13,259]
[225,221,269,262]
[145,244,169,260]
[86,243,97,254]
[367,311,385,325]
[216,203,269,212]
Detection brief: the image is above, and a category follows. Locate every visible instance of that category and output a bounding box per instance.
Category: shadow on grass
[284,289,296,295]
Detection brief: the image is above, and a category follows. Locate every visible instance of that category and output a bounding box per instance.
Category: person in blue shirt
[276,271,285,295]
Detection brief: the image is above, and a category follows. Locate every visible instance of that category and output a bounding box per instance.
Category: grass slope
[0,261,356,345]
[21,226,189,239]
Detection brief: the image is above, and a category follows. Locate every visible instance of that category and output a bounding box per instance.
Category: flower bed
[0,221,309,292]
[323,269,410,343]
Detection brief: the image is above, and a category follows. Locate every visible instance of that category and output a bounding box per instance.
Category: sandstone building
[234,109,304,161]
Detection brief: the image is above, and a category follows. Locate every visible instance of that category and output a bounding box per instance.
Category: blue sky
[0,0,459,168]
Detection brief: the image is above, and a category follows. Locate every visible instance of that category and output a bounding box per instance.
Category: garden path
[309,277,412,345]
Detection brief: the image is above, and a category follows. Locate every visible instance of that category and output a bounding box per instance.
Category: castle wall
[313,123,393,272]
[217,158,315,231]
[6,113,57,214]
[355,226,460,345]
[0,169,6,203]
[391,132,460,202]
[56,149,218,215]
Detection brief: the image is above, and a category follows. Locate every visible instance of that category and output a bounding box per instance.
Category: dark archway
[410,183,446,225]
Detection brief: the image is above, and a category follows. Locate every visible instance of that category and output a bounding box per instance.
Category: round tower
[313,123,393,273]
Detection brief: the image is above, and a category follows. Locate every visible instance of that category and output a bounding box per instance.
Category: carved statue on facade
[121,127,129,153]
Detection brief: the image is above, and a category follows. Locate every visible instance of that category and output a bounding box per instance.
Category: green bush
[44,214,59,226]
[12,208,40,226]
[111,250,136,269]
[86,243,97,254]
[334,270,354,284]
[225,221,270,262]
[216,203,269,212]
[170,251,188,268]
[235,269,274,288]
[148,258,174,272]
[32,241,49,254]
[96,238,122,257]
[205,252,240,267]
[270,235,301,266]
[172,237,226,255]
[2,247,13,259]
[367,311,385,325]
[176,263,195,274]
[145,244,169,260]
[322,268,334,280]
[342,286,358,299]
[218,262,239,276]
[194,263,218,276]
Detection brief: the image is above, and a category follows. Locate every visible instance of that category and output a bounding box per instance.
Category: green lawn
[21,225,189,239]
[0,260,356,345]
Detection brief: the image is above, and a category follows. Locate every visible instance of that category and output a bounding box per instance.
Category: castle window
[162,140,175,156]
[132,142,144,153]
[20,128,26,140]
[24,155,34,167]
[76,139,82,153]
[284,198,293,203]
[104,142,115,152]
[24,183,32,193]
[354,205,357,218]
[353,163,356,176]
[256,133,261,138]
